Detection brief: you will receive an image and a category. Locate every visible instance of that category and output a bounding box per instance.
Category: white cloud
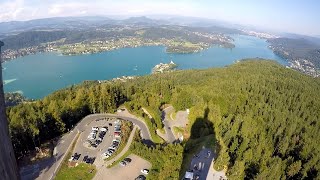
[0,0,26,21]
[0,0,200,22]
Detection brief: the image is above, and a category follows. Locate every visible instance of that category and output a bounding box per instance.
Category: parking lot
[70,117,121,167]
[185,148,215,180]
[94,154,151,180]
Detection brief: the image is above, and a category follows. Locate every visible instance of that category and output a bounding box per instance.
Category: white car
[92,127,99,131]
[102,153,110,159]
[88,133,96,140]
[141,169,149,175]
[100,127,108,132]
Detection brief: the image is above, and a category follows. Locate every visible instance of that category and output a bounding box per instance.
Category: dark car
[112,141,120,146]
[124,157,132,163]
[73,153,81,160]
[85,157,91,164]
[108,149,115,153]
[96,139,102,144]
[119,160,127,166]
[91,143,98,148]
[99,132,106,138]
[83,155,88,162]
[135,175,146,180]
[90,157,96,164]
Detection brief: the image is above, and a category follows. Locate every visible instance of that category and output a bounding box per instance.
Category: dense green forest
[7,60,320,179]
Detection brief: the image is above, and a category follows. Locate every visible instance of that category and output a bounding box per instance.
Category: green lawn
[123,104,164,144]
[173,126,184,135]
[55,133,97,180]
[55,162,96,180]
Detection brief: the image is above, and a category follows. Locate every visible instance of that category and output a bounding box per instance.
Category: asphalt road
[20,113,154,180]
[100,114,153,145]
[162,106,177,143]
[188,148,214,180]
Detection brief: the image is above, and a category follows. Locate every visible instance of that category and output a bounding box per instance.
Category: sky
[0,0,319,36]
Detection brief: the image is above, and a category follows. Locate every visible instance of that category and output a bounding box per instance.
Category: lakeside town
[268,45,320,77]
[0,31,234,61]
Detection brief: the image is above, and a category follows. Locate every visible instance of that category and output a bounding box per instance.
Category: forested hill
[7,60,320,179]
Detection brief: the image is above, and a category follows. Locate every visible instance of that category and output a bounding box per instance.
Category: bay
[3,35,287,99]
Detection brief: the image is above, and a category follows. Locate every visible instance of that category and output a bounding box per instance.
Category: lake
[3,35,287,99]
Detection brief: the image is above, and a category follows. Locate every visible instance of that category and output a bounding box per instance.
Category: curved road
[87,114,153,144]
[162,106,176,143]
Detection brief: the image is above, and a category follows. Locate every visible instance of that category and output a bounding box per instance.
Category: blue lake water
[3,35,287,99]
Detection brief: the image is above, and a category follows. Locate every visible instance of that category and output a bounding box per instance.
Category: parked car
[114,125,121,131]
[100,127,108,132]
[119,160,127,166]
[135,175,146,180]
[91,143,98,148]
[92,127,99,131]
[83,155,88,162]
[107,148,115,155]
[90,157,96,164]
[85,157,96,164]
[85,157,91,164]
[73,153,81,160]
[114,132,121,137]
[87,134,94,140]
[124,157,132,163]
[112,142,119,148]
[96,138,102,144]
[102,151,111,159]
[141,169,149,175]
[99,132,106,138]
[110,144,118,149]
[207,151,211,158]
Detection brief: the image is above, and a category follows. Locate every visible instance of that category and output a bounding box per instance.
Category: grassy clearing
[55,163,96,180]
[158,128,166,134]
[123,104,164,144]
[55,133,97,180]
[170,111,177,120]
[173,126,185,135]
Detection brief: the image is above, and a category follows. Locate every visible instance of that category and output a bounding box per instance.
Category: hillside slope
[7,60,320,179]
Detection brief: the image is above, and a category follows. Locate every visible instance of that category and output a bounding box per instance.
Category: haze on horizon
[0,0,319,36]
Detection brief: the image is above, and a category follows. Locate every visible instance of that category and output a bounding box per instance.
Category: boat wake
[4,78,17,85]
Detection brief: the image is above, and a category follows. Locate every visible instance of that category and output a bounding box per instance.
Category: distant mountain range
[0,15,242,37]
[1,15,320,41]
